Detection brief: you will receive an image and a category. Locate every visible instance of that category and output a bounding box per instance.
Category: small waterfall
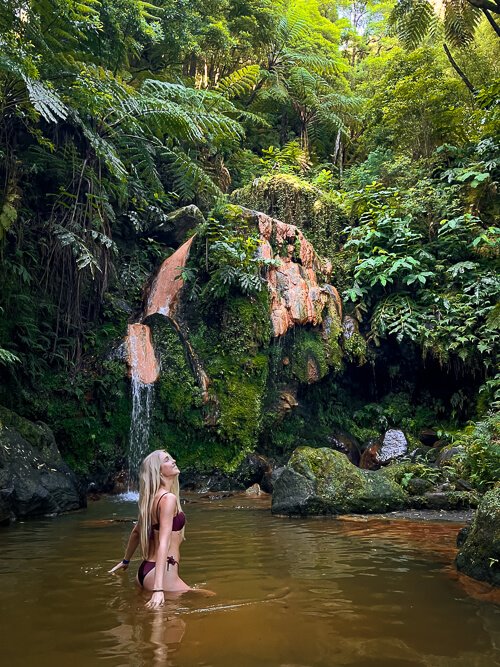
[128,377,154,488]
[126,323,159,488]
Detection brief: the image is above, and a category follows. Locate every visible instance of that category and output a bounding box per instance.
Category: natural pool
[1,494,499,667]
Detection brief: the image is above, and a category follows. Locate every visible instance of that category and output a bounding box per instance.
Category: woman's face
[160,452,180,478]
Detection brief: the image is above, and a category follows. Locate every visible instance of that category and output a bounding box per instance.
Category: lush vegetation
[0,0,498,486]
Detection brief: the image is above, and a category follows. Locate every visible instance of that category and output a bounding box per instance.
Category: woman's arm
[146,494,176,610]
[109,521,141,573]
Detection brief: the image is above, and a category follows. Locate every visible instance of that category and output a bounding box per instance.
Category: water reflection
[1,496,499,667]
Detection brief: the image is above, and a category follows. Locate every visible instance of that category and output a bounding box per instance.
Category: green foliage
[192,204,278,302]
[450,413,500,491]
[0,0,498,480]
[343,173,499,369]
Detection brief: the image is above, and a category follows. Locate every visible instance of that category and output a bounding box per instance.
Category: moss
[343,332,367,365]
[274,446,408,514]
[289,329,327,383]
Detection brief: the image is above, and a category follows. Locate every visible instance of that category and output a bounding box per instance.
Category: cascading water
[125,323,160,493]
[128,375,154,489]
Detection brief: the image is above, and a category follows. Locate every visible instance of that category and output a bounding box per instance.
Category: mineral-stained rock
[145,236,195,318]
[0,406,84,519]
[254,209,341,338]
[359,439,382,470]
[126,323,159,384]
[456,487,500,586]
[271,447,407,516]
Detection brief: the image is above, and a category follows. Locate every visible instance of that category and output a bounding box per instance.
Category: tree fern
[216,65,261,99]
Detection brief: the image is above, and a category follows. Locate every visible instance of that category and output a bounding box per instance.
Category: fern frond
[216,65,261,99]
[444,0,482,47]
[389,0,436,49]
[161,148,222,204]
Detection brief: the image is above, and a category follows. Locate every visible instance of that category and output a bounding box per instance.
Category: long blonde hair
[138,450,183,559]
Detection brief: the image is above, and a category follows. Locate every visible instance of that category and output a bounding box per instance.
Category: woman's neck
[159,479,173,493]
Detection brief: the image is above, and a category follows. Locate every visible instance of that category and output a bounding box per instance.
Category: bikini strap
[154,492,171,524]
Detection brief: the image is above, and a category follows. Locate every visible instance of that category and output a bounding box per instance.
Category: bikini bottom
[138,556,178,587]
[138,560,156,587]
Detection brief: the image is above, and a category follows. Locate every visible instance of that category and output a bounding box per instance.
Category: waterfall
[128,376,154,488]
[126,323,159,489]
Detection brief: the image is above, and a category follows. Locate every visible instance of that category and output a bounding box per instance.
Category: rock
[245,483,262,496]
[144,237,195,319]
[180,454,272,492]
[151,204,205,245]
[436,446,463,467]
[261,466,285,494]
[406,477,433,496]
[0,494,11,525]
[277,390,298,418]
[342,315,358,340]
[249,208,341,338]
[271,447,407,516]
[0,406,85,519]
[326,431,361,466]
[359,430,408,470]
[359,439,382,470]
[379,429,408,464]
[456,487,500,586]
[418,428,439,447]
[412,491,479,510]
[233,453,272,489]
[456,526,470,548]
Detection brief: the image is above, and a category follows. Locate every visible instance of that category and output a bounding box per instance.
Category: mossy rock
[272,446,408,515]
[0,405,60,464]
[455,486,500,586]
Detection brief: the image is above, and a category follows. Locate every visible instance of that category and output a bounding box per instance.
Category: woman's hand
[109,560,129,573]
[146,591,165,610]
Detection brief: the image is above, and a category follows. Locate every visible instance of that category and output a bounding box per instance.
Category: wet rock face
[326,432,361,466]
[145,236,195,319]
[271,447,407,516]
[126,323,159,384]
[255,211,341,338]
[456,487,500,586]
[0,407,85,520]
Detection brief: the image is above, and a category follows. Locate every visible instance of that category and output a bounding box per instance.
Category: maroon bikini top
[151,492,186,533]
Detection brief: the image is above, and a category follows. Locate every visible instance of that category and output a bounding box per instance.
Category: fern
[217,65,261,99]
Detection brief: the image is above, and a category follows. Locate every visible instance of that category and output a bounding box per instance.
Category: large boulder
[272,446,407,515]
[455,487,500,586]
[0,406,85,520]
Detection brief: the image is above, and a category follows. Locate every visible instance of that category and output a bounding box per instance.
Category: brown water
[1,494,499,667]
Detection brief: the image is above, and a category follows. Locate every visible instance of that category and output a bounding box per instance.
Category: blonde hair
[138,450,183,559]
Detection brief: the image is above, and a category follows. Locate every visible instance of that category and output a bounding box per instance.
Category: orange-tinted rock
[145,236,195,318]
[256,211,341,337]
[126,323,159,385]
[359,441,382,470]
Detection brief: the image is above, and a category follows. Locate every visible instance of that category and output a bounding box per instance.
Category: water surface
[1,495,499,667]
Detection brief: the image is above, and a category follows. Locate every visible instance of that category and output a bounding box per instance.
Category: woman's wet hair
[138,450,183,559]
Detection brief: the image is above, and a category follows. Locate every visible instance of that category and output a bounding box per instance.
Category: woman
[110,450,190,609]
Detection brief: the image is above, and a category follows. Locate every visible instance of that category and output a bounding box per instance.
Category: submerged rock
[271,447,407,516]
[456,487,500,586]
[0,406,85,520]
